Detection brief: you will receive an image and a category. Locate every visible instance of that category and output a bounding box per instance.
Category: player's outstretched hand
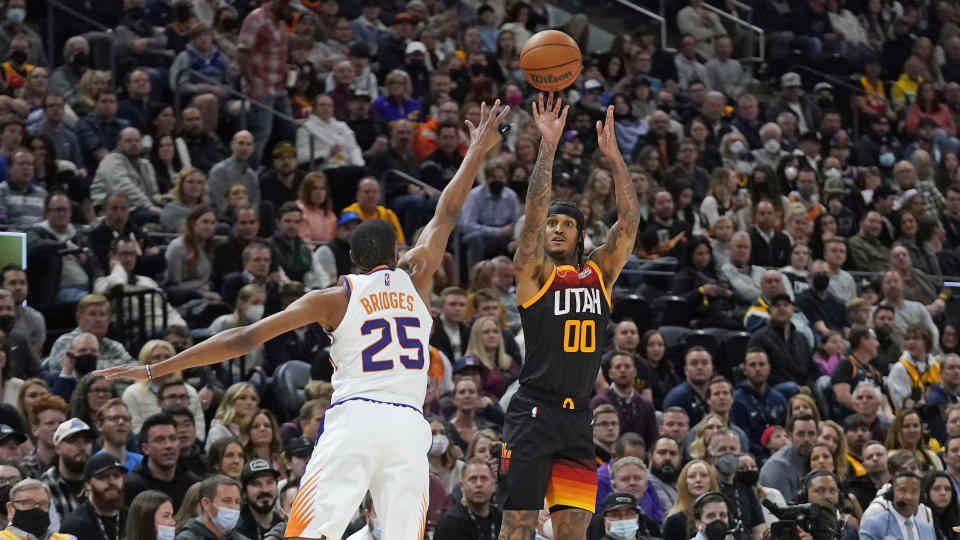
[466,99,511,153]
[94,363,150,382]
[596,105,622,160]
[532,92,568,145]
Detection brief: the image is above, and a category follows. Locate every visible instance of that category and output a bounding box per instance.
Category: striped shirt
[0,181,47,228]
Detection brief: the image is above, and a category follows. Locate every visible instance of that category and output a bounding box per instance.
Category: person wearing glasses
[2,478,75,540]
[94,398,142,472]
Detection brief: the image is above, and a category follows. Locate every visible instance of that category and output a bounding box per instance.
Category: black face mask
[736,469,759,487]
[469,62,485,76]
[488,181,505,195]
[0,315,13,333]
[219,18,237,32]
[8,50,26,65]
[704,520,729,540]
[74,353,99,376]
[175,3,192,21]
[12,507,50,539]
[812,274,830,292]
[72,52,89,67]
[126,6,145,19]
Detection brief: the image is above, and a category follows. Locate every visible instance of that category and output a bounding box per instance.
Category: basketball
[519,30,582,92]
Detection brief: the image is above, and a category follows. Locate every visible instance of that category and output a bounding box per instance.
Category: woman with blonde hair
[583,168,616,224]
[787,393,822,423]
[700,168,745,229]
[663,459,720,540]
[886,408,944,470]
[296,172,336,243]
[16,378,48,426]
[817,420,856,480]
[688,413,726,460]
[372,69,423,125]
[160,168,208,232]
[122,339,206,437]
[208,284,265,378]
[465,429,500,476]
[206,381,259,449]
[464,317,520,400]
[73,69,110,116]
[173,482,203,533]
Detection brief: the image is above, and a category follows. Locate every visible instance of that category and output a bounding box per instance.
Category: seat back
[273,360,313,419]
[719,331,751,381]
[813,375,834,421]
[611,295,654,333]
[654,295,695,327]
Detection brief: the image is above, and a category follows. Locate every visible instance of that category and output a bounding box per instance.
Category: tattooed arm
[589,105,640,293]
[514,93,568,305]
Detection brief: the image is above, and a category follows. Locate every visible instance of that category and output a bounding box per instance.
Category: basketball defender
[497,94,639,540]
[97,101,512,540]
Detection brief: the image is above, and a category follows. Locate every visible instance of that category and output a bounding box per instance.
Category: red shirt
[237,7,288,97]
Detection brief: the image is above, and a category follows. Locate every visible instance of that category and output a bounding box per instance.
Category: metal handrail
[611,0,672,53]
[788,63,892,139]
[384,168,441,196]
[38,0,116,82]
[384,168,461,266]
[665,0,765,63]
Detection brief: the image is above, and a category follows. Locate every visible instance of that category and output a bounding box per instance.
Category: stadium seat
[654,295,695,327]
[719,331,751,380]
[273,360,312,419]
[611,294,653,332]
[658,325,691,372]
[685,330,718,360]
[813,375,834,421]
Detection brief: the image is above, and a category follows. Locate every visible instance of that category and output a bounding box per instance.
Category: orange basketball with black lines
[519,30,582,92]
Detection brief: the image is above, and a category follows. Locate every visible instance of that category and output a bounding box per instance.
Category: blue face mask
[608,518,639,539]
[210,504,240,532]
[156,525,176,540]
[6,8,24,23]
[371,518,381,539]
[879,152,895,167]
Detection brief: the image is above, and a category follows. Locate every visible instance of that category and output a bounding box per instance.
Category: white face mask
[824,167,841,180]
[764,138,781,154]
[729,140,746,155]
[784,166,798,181]
[430,434,449,456]
[244,304,264,322]
[736,160,753,175]
[156,524,176,540]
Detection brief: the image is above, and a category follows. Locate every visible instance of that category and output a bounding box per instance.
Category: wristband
[145,364,153,382]
[939,293,948,301]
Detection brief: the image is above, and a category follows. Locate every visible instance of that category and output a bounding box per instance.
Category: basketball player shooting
[496,92,639,540]
[96,100,512,540]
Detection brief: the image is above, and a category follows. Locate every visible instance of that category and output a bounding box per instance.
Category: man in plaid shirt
[894,159,945,220]
[40,419,94,526]
[237,0,292,166]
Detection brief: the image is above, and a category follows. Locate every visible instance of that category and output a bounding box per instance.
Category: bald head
[356,177,380,211]
[70,332,99,356]
[231,130,254,162]
[332,61,355,85]
[391,120,414,149]
[760,270,784,298]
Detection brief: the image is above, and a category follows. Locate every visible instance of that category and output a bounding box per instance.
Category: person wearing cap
[433,458,500,540]
[854,114,904,171]
[236,459,282,540]
[313,211,361,287]
[41,418,94,522]
[552,129,589,189]
[677,0,726,60]
[843,413,872,472]
[765,72,821,135]
[207,130,260,219]
[747,292,818,391]
[297,93,365,169]
[59,453,128,540]
[377,12,415,79]
[280,437,312,490]
[169,23,229,135]
[0,423,25,461]
[259,141,305,214]
[593,491,659,540]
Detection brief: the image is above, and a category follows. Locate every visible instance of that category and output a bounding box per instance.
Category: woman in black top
[923,470,960,540]
[671,236,740,329]
[638,329,681,410]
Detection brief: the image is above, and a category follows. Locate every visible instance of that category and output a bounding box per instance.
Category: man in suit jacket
[220,243,279,308]
[860,471,937,540]
[430,287,470,363]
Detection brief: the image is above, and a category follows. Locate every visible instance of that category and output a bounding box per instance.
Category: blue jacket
[732,382,787,456]
[860,507,936,540]
[663,382,709,426]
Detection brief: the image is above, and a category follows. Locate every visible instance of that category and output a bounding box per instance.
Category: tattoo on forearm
[515,142,556,268]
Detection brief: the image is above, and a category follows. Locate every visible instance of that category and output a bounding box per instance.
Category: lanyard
[96,514,119,540]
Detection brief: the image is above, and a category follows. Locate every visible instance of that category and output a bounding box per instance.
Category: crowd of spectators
[4,0,960,539]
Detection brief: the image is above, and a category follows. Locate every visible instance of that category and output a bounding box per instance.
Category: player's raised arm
[95,286,348,382]
[589,105,640,289]
[402,99,510,292]
[514,92,567,302]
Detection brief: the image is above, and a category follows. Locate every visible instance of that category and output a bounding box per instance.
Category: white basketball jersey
[328,266,433,409]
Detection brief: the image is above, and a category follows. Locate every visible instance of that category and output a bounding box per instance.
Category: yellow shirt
[0,529,73,540]
[341,203,406,243]
[891,74,922,112]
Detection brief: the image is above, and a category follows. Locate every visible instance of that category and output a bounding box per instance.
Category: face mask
[729,141,746,155]
[764,139,781,154]
[704,519,729,540]
[736,160,753,175]
[73,353,99,375]
[244,304,264,322]
[72,51,89,67]
[824,168,841,180]
[784,166,798,181]
[714,453,739,476]
[9,49,26,65]
[797,183,814,198]
[0,314,13,333]
[879,152,895,167]
[736,469,759,487]
[508,91,523,107]
[6,8,24,23]
[11,507,50,539]
[430,434,449,456]
[126,6,145,19]
[608,518,640,539]
[812,274,830,292]
[209,504,240,532]
[470,62,485,76]
[175,3,192,21]
[489,181,505,195]
[220,18,237,32]
[371,518,381,539]
[156,525,176,540]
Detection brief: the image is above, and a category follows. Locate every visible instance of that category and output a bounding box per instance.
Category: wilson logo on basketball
[531,71,572,84]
